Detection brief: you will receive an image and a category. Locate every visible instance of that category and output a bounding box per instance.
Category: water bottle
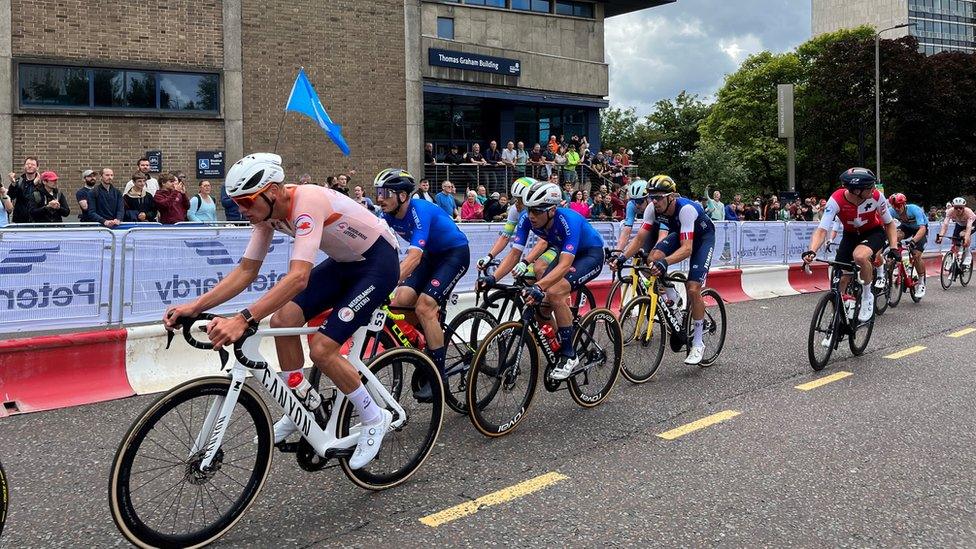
[287,371,322,412]
[540,323,561,352]
[901,249,911,270]
[395,318,423,347]
[842,294,856,320]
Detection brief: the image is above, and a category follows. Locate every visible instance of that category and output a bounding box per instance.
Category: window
[464,0,505,6]
[18,63,219,113]
[555,0,594,18]
[437,17,455,39]
[512,0,551,12]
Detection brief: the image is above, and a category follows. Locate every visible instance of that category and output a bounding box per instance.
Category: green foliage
[688,140,750,198]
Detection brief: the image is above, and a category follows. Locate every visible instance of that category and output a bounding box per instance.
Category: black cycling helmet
[839,167,877,190]
[374,168,416,194]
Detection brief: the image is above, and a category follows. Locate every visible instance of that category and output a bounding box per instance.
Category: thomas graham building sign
[429,48,521,76]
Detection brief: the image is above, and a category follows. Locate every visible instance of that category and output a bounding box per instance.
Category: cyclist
[888,192,929,297]
[802,168,899,323]
[613,178,652,252]
[610,175,676,303]
[936,197,975,271]
[476,176,557,277]
[374,169,470,398]
[162,153,399,470]
[640,176,716,365]
[483,181,605,379]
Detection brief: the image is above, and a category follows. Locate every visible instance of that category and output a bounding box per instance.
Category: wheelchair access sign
[196,151,225,179]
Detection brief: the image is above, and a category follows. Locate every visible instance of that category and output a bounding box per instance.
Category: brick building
[0,0,672,205]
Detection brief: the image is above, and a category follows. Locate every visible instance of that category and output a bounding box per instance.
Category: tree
[688,139,750,198]
[642,92,711,184]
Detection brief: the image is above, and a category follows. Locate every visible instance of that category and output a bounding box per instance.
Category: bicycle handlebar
[166,313,230,368]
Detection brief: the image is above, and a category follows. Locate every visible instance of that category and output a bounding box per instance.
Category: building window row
[18,63,220,114]
[910,17,976,41]
[918,42,976,54]
[908,9,975,25]
[437,0,594,18]
[909,0,975,18]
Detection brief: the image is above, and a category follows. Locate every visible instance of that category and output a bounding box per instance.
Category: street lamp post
[875,22,915,183]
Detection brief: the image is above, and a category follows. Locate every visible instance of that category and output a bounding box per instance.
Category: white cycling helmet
[523,181,562,209]
[628,178,649,200]
[511,177,536,202]
[951,197,966,207]
[225,153,285,198]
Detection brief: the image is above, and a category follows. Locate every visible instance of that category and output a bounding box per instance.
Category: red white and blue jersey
[818,188,893,234]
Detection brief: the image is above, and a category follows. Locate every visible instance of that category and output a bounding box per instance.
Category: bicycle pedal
[275,441,299,453]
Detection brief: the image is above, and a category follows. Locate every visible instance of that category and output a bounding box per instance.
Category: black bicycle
[465,298,622,437]
[939,235,973,289]
[0,459,7,539]
[806,258,876,371]
[476,260,596,324]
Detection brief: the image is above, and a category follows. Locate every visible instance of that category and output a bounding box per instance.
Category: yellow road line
[795,371,853,391]
[657,410,741,441]
[884,345,927,359]
[419,472,568,527]
[948,327,976,338]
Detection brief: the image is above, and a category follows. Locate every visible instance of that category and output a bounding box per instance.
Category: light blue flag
[284,68,351,156]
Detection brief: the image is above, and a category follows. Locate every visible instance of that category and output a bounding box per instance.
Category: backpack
[192,194,205,212]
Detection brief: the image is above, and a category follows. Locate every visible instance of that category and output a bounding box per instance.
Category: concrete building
[1,0,673,203]
[813,0,976,55]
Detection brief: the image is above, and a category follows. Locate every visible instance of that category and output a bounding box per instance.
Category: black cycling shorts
[835,227,886,266]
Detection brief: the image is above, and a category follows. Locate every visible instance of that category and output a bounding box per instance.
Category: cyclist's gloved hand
[801,250,816,263]
[476,254,494,270]
[886,248,901,262]
[610,254,627,272]
[478,275,496,290]
[512,259,531,278]
[650,259,669,276]
[523,285,545,304]
[606,250,622,265]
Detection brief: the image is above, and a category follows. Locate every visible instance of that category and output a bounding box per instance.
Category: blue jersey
[622,199,645,228]
[657,197,714,241]
[383,198,468,254]
[889,204,928,232]
[512,207,604,255]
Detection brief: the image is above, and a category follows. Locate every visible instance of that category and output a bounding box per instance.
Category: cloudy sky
[605,0,812,114]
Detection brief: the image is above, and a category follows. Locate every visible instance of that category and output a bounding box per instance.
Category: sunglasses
[528,206,554,215]
[630,197,647,204]
[648,195,668,202]
[231,184,273,209]
[375,188,404,200]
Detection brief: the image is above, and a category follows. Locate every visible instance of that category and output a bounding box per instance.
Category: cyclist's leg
[912,229,927,279]
[549,248,604,367]
[416,244,470,373]
[391,251,438,315]
[852,229,886,318]
[276,258,345,377]
[685,231,715,361]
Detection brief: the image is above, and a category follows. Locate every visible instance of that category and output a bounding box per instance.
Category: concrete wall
[813,0,910,37]
[421,2,608,98]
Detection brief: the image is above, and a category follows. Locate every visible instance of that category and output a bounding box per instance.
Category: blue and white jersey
[383,198,468,253]
[656,197,714,241]
[511,207,604,255]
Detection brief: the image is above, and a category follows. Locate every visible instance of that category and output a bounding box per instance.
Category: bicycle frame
[187,309,407,471]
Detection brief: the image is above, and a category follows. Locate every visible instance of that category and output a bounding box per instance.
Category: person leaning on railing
[123,172,158,222]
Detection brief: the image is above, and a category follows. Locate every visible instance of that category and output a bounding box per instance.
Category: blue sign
[196,151,225,179]
[429,48,521,77]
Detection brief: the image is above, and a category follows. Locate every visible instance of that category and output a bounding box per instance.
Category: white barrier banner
[713,221,739,267]
[121,228,293,323]
[738,222,787,264]
[0,228,115,334]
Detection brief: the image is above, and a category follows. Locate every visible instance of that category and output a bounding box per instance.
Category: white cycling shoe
[858,296,874,322]
[273,415,298,443]
[349,409,393,470]
[550,356,579,380]
[684,345,705,365]
[915,282,926,298]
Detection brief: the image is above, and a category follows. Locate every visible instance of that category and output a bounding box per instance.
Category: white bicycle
[108,310,444,548]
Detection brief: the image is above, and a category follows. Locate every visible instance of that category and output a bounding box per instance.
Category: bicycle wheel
[466,321,539,437]
[807,292,839,371]
[940,252,955,290]
[874,272,890,316]
[338,348,444,490]
[568,308,622,407]
[442,307,498,415]
[848,306,875,356]
[483,290,523,323]
[909,266,924,303]
[888,263,904,307]
[618,296,666,383]
[961,256,973,286]
[571,285,596,318]
[605,276,634,317]
[109,377,273,548]
[0,460,7,539]
[684,289,728,367]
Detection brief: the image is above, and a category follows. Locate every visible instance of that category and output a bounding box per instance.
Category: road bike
[0,459,7,539]
[604,248,687,318]
[616,266,727,382]
[465,298,622,437]
[108,311,444,548]
[806,258,876,371]
[939,235,973,290]
[872,248,893,316]
[887,239,924,307]
[476,260,596,324]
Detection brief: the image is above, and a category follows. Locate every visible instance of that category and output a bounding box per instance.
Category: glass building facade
[908,0,976,54]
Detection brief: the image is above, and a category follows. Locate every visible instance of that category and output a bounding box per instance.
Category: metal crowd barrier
[422,163,634,195]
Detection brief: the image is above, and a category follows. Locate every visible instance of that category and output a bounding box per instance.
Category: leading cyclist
[888,192,928,297]
[609,176,676,303]
[936,197,975,271]
[484,181,605,379]
[802,168,899,322]
[374,169,471,398]
[162,153,400,470]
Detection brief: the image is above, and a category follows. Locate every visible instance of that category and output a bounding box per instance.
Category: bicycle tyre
[618,296,667,384]
[961,257,973,286]
[694,288,727,367]
[848,311,875,356]
[874,273,890,316]
[568,308,622,407]
[888,263,904,308]
[808,292,839,371]
[0,460,7,539]
[109,377,273,549]
[443,307,498,415]
[338,348,444,490]
[940,252,954,290]
[466,321,540,438]
[605,276,635,317]
[483,290,523,323]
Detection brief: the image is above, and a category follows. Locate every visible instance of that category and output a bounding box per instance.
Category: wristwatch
[238,308,259,328]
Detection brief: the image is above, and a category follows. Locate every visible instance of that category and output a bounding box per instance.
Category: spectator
[561,181,575,204]
[483,192,506,221]
[800,198,814,222]
[475,184,488,205]
[188,180,217,222]
[154,173,190,224]
[123,172,158,222]
[7,156,41,223]
[325,176,335,188]
[76,169,98,221]
[528,143,545,179]
[486,141,504,188]
[298,173,313,185]
[0,182,12,227]
[444,144,464,165]
[460,190,484,221]
[928,205,942,221]
[554,145,567,183]
[220,182,243,221]
[547,135,559,155]
[724,201,739,221]
[706,190,726,222]
[569,190,590,218]
[424,142,437,164]
[435,180,459,219]
[542,143,556,179]
[618,147,632,167]
[743,200,761,221]
[764,199,781,222]
[88,168,124,228]
[123,157,159,195]
[414,178,436,202]
[353,185,375,210]
[515,141,528,177]
[465,143,486,165]
[501,141,518,173]
[611,187,626,220]
[334,173,352,195]
[609,155,625,187]
[589,191,609,220]
[29,171,70,223]
[564,144,580,185]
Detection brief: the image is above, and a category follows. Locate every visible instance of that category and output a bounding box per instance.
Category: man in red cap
[29,171,70,223]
